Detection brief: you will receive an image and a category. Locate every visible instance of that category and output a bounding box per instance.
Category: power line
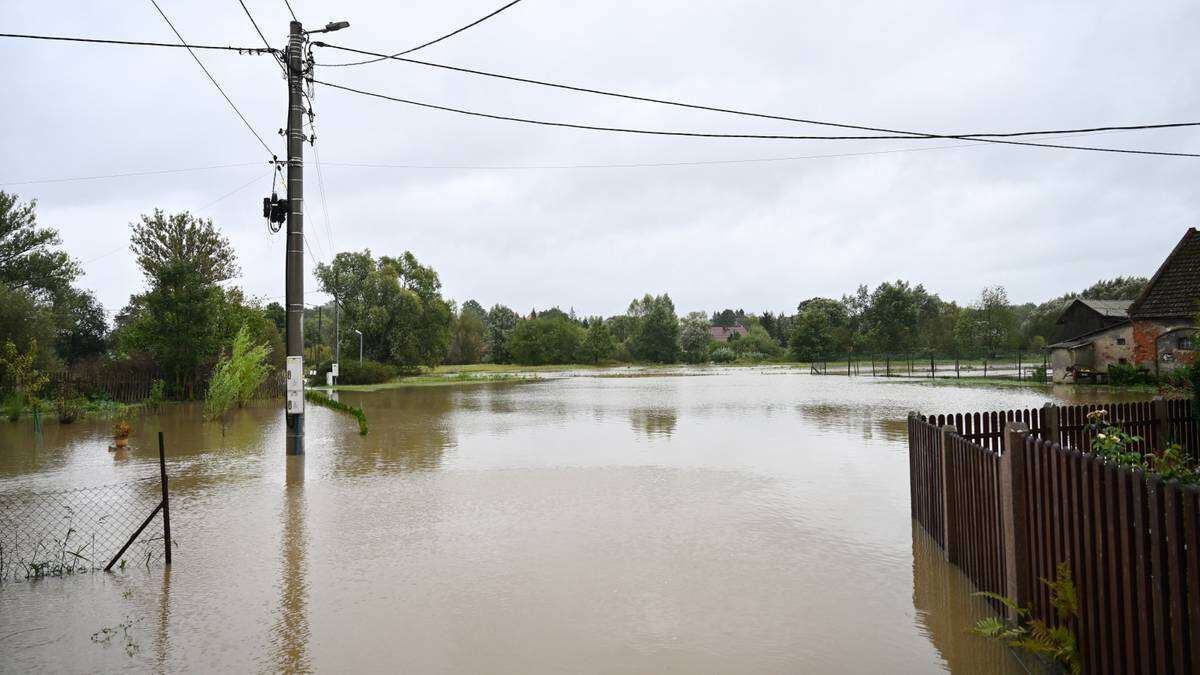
[318,0,524,67]
[0,31,275,53]
[312,43,1200,154]
[235,0,278,56]
[312,143,338,257]
[148,0,277,158]
[282,0,298,22]
[0,162,264,187]
[312,79,1200,157]
[194,170,273,211]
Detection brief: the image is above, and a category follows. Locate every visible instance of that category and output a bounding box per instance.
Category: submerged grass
[305,390,368,435]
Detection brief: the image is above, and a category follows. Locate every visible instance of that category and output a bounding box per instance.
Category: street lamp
[354,329,363,364]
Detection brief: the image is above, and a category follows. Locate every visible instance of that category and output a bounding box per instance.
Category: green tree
[314,250,453,368]
[0,338,49,409]
[53,289,108,365]
[582,317,615,363]
[0,191,80,302]
[117,211,241,396]
[447,304,485,364]
[790,301,844,361]
[508,315,585,365]
[630,294,679,363]
[679,311,712,363]
[974,286,1018,355]
[0,284,57,374]
[484,304,519,363]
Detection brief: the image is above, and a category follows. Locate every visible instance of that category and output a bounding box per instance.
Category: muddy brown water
[0,369,1146,673]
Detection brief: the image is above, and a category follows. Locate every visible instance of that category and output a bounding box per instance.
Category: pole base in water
[286,412,304,455]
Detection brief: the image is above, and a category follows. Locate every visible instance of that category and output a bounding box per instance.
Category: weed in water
[91,617,142,657]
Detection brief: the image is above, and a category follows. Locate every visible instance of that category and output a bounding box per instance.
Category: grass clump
[305,390,368,435]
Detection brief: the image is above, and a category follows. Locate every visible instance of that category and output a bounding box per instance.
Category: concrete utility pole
[284,19,306,456]
[333,271,340,387]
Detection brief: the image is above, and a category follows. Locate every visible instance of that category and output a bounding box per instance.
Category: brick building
[1128,228,1199,374]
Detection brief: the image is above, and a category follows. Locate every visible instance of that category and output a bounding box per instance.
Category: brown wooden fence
[924,397,1197,456]
[908,407,1200,674]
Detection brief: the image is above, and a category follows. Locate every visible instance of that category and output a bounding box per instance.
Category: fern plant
[972,562,1082,675]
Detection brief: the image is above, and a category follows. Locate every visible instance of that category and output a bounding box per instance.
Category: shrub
[205,326,272,422]
[1107,363,1154,386]
[55,397,83,424]
[145,379,166,412]
[310,359,397,386]
[710,347,736,363]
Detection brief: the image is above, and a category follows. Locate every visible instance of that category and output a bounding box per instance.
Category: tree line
[0,189,1152,406]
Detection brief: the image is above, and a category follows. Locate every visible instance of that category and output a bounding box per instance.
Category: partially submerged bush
[309,359,397,386]
[205,326,271,422]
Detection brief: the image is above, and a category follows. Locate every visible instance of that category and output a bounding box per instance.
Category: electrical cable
[312,43,1200,151]
[0,31,275,53]
[282,0,298,22]
[312,79,1200,157]
[194,170,273,212]
[318,0,524,67]
[148,0,277,158]
[315,131,1113,171]
[0,162,264,187]
[312,142,338,257]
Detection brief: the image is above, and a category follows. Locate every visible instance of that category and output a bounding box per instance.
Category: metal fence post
[939,425,958,563]
[999,421,1031,622]
[158,431,171,565]
[1041,402,1060,445]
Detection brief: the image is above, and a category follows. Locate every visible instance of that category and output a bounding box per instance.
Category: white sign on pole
[332,362,339,377]
[286,356,305,413]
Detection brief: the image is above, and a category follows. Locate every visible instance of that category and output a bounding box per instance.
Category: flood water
[0,369,1146,673]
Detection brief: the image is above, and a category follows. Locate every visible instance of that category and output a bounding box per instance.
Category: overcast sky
[3,0,1199,319]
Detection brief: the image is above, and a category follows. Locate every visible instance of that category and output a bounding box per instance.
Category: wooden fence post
[1000,421,1032,621]
[939,425,958,563]
[1041,402,1060,445]
[1152,396,1170,451]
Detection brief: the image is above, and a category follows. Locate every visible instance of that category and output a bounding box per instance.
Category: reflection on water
[0,371,1158,672]
[268,455,310,673]
[629,407,677,437]
[910,522,1026,673]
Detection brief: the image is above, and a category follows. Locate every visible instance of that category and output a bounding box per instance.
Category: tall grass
[305,390,368,435]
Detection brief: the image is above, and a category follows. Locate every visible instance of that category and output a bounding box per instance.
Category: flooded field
[0,369,1146,673]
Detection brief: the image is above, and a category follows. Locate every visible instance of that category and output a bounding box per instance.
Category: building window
[1116,338,1127,345]
[1179,337,1194,350]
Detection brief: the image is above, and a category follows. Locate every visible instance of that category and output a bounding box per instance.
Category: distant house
[1046,322,1133,383]
[1055,298,1132,340]
[709,325,749,342]
[1128,228,1200,374]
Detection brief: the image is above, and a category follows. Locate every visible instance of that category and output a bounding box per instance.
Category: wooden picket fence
[909,402,1200,674]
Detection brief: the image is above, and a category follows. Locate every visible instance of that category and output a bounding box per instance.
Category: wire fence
[0,475,168,582]
[808,353,1050,381]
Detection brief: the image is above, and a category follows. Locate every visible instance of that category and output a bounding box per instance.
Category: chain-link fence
[0,475,169,582]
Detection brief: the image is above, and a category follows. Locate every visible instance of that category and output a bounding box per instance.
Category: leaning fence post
[158,431,171,565]
[1152,396,1170,451]
[1041,402,1060,445]
[939,425,958,563]
[999,421,1031,621]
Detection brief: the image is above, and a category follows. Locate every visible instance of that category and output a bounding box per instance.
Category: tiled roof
[1130,228,1200,320]
[1076,299,1133,318]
